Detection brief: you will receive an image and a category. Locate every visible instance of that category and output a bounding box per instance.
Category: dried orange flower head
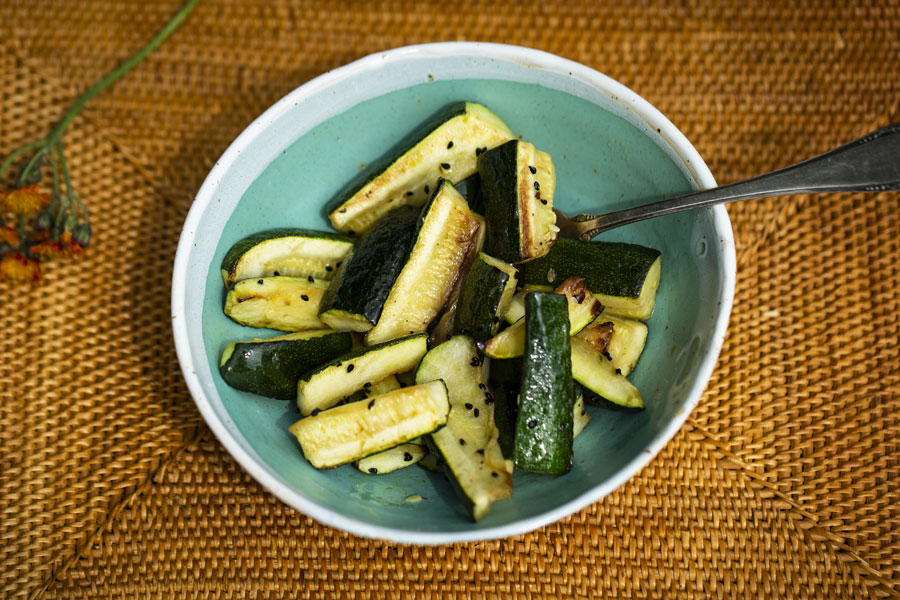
[0,184,52,215]
[0,253,42,283]
[0,226,19,247]
[30,231,85,260]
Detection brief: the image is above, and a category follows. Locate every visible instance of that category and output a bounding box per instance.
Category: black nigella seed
[368,467,378,474]
[465,403,473,410]
[527,419,538,429]
[478,383,487,391]
[311,408,321,417]
[367,399,375,410]
[339,208,347,213]
[602,351,613,361]
[540,199,548,205]
[336,261,343,268]
[405,190,414,197]
[529,166,537,174]
[325,265,333,272]
[534,181,540,191]
[447,141,454,149]
[491,472,499,478]
[441,162,451,170]
[484,392,494,401]
[273,270,280,276]
[363,382,371,388]
[424,185,430,195]
[301,294,309,301]
[347,364,355,373]
[404,452,413,462]
[470,356,481,367]
[476,449,485,455]
[307,275,315,283]
[474,408,480,418]
[257,279,264,285]
[336,361,342,367]
[475,147,483,156]
[459,438,466,446]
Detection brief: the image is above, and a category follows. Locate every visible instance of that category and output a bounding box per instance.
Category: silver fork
[554,123,900,241]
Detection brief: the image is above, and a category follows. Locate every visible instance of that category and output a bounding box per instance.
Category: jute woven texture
[1,1,899,598]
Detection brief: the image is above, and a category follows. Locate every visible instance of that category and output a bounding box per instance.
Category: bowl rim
[172,41,736,544]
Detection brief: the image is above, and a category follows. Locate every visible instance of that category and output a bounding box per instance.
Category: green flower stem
[45,0,200,145]
[57,148,88,225]
[14,146,48,187]
[0,140,44,180]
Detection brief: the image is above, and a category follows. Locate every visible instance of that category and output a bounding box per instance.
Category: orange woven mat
[2,1,899,598]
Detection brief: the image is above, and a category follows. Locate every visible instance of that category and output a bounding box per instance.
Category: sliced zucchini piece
[520,237,662,320]
[328,102,515,235]
[478,139,558,263]
[573,390,590,438]
[356,443,427,475]
[415,336,512,521]
[571,336,643,408]
[365,179,481,345]
[219,329,353,399]
[454,174,484,215]
[485,357,521,460]
[484,277,602,359]
[515,292,574,474]
[221,228,353,287]
[453,252,519,343]
[224,276,329,331]
[297,333,427,415]
[289,380,450,469]
[318,206,420,332]
[577,315,648,376]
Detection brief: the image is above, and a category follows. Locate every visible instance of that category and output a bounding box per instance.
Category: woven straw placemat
[1,1,898,598]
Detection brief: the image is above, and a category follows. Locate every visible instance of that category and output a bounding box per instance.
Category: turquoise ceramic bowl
[172,43,735,543]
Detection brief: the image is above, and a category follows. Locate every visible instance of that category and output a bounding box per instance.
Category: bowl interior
[180,46,731,542]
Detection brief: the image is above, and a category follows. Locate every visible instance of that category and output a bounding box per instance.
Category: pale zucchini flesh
[224,276,330,331]
[329,102,515,235]
[297,334,427,415]
[289,380,450,469]
[365,181,481,345]
[571,336,643,408]
[573,392,590,438]
[415,336,512,521]
[356,443,427,475]
[577,315,648,376]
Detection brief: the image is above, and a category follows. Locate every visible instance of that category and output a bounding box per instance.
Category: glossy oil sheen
[199,76,715,533]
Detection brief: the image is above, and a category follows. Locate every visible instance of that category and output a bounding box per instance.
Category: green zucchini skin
[514,292,574,474]
[486,358,522,460]
[454,253,518,343]
[454,174,484,215]
[220,228,353,287]
[318,206,420,330]
[219,330,353,400]
[519,237,662,319]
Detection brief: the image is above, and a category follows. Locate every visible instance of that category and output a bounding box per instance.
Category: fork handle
[573,122,900,240]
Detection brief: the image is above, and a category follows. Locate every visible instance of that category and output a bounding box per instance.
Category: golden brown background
[1,1,899,598]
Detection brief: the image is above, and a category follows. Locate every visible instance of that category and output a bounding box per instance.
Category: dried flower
[0,184,51,215]
[0,253,42,284]
[0,226,19,247]
[30,231,85,260]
